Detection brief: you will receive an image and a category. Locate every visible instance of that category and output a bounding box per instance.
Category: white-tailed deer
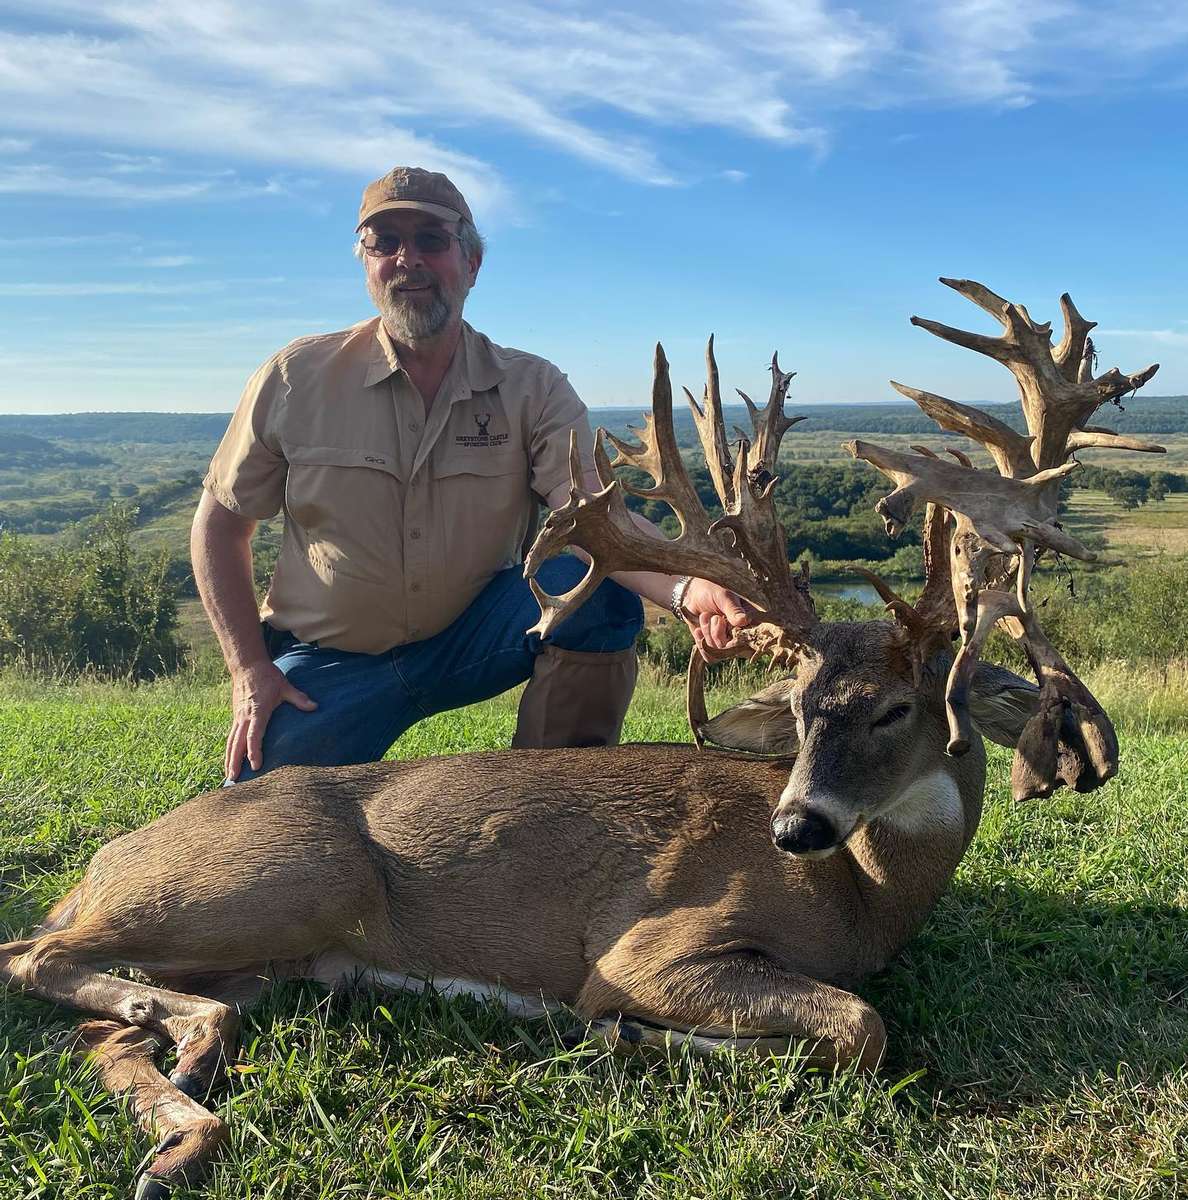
[1,280,1160,1199]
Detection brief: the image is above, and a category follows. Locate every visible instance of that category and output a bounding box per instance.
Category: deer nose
[770,807,837,855]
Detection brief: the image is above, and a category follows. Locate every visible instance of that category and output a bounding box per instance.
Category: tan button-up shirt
[204,317,594,653]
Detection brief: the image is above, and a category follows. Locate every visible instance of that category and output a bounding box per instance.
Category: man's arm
[191,490,316,780]
[542,481,756,657]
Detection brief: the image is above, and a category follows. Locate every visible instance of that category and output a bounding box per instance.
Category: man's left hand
[680,578,759,657]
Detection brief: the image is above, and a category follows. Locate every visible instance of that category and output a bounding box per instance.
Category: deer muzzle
[770,806,842,857]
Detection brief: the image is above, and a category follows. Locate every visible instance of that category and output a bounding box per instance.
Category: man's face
[362,211,480,344]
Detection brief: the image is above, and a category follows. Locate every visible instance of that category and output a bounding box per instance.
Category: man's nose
[388,239,425,270]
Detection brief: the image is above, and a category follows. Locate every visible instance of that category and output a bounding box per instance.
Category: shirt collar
[363,318,506,394]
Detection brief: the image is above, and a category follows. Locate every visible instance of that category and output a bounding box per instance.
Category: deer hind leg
[73,1019,228,1200]
[577,950,887,1071]
[1,931,241,1099]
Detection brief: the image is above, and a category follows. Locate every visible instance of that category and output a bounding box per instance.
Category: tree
[0,505,184,678]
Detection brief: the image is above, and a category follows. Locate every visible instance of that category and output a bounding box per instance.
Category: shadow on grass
[867,877,1188,1101]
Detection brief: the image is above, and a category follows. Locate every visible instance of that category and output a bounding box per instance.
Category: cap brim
[355,199,462,231]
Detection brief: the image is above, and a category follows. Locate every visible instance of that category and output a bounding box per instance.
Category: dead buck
[1,279,1160,1198]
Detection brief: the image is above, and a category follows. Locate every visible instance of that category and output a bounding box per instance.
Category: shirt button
[409,528,422,540]
[410,582,421,593]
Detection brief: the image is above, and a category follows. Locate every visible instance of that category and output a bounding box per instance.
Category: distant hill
[0,432,106,469]
[0,412,233,443]
[599,395,1188,443]
[4,394,1187,446]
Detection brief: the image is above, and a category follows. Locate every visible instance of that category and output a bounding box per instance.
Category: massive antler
[525,340,816,739]
[849,278,1163,801]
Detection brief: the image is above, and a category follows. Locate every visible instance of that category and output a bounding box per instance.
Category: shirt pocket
[284,444,404,584]
[431,446,527,479]
[430,446,532,576]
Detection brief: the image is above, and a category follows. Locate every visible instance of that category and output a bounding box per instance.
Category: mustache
[386,272,438,291]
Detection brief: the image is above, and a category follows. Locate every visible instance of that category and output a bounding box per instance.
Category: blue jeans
[235,556,643,781]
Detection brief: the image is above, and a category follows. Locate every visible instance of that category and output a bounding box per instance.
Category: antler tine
[683,335,737,511]
[890,380,1035,478]
[737,352,802,480]
[602,343,712,536]
[1053,293,1097,382]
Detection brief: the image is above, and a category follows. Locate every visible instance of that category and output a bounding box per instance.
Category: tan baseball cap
[356,167,474,231]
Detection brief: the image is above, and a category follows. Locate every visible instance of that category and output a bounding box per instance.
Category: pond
[811,579,881,605]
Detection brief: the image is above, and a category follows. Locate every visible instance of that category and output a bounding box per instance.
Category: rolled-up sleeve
[203,355,288,519]
[528,367,595,501]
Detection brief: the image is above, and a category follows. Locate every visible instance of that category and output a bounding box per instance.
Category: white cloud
[0,281,223,296]
[138,254,198,268]
[1098,327,1188,347]
[720,169,749,183]
[0,162,232,202]
[0,232,137,247]
[0,277,283,296]
[0,0,1184,211]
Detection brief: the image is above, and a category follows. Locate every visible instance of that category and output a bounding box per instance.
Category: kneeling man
[192,167,751,781]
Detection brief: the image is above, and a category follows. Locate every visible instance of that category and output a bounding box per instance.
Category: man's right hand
[225,660,318,781]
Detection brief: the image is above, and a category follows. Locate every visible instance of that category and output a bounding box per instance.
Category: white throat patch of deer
[1,280,1158,1198]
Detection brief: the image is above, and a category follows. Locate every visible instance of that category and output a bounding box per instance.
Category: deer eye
[872,704,912,729]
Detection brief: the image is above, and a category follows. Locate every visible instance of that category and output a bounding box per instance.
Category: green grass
[1,671,1186,1199]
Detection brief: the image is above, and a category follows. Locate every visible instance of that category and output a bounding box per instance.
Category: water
[812,580,880,605]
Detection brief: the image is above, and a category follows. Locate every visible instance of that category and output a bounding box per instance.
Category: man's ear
[700,677,799,755]
[968,662,1040,747]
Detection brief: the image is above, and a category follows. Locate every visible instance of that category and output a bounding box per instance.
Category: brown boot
[512,645,638,749]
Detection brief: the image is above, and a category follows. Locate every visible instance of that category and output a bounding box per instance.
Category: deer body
[49,728,981,1007]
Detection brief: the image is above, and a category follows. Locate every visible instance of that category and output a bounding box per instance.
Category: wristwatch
[670,575,693,621]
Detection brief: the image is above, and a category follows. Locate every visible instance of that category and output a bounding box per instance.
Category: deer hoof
[167,1069,206,1099]
[134,1173,173,1200]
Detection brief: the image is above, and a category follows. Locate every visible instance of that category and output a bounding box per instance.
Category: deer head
[525,285,1161,852]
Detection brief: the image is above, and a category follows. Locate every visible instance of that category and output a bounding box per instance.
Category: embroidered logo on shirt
[455,411,509,448]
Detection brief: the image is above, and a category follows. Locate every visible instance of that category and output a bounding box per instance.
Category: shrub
[0,505,184,679]
[637,617,694,674]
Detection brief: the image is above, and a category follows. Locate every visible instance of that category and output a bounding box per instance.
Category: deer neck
[839,752,985,963]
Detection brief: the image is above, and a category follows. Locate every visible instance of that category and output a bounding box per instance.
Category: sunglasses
[358,229,460,257]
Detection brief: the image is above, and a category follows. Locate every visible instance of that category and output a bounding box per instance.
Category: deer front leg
[577,948,886,1071]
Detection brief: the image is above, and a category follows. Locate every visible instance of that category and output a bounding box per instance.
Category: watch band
[670,575,693,621]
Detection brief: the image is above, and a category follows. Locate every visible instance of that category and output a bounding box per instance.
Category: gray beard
[369,276,457,343]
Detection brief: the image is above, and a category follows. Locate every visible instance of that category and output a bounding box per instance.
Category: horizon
[1,2,1185,416]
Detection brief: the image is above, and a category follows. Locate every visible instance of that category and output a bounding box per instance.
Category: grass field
[1,670,1186,1199]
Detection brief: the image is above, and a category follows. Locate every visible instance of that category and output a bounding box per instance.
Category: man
[193,167,752,781]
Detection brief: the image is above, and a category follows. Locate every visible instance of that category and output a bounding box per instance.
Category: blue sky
[1,0,1186,415]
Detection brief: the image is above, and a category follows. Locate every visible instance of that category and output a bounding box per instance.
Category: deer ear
[968,662,1040,747]
[699,678,799,755]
